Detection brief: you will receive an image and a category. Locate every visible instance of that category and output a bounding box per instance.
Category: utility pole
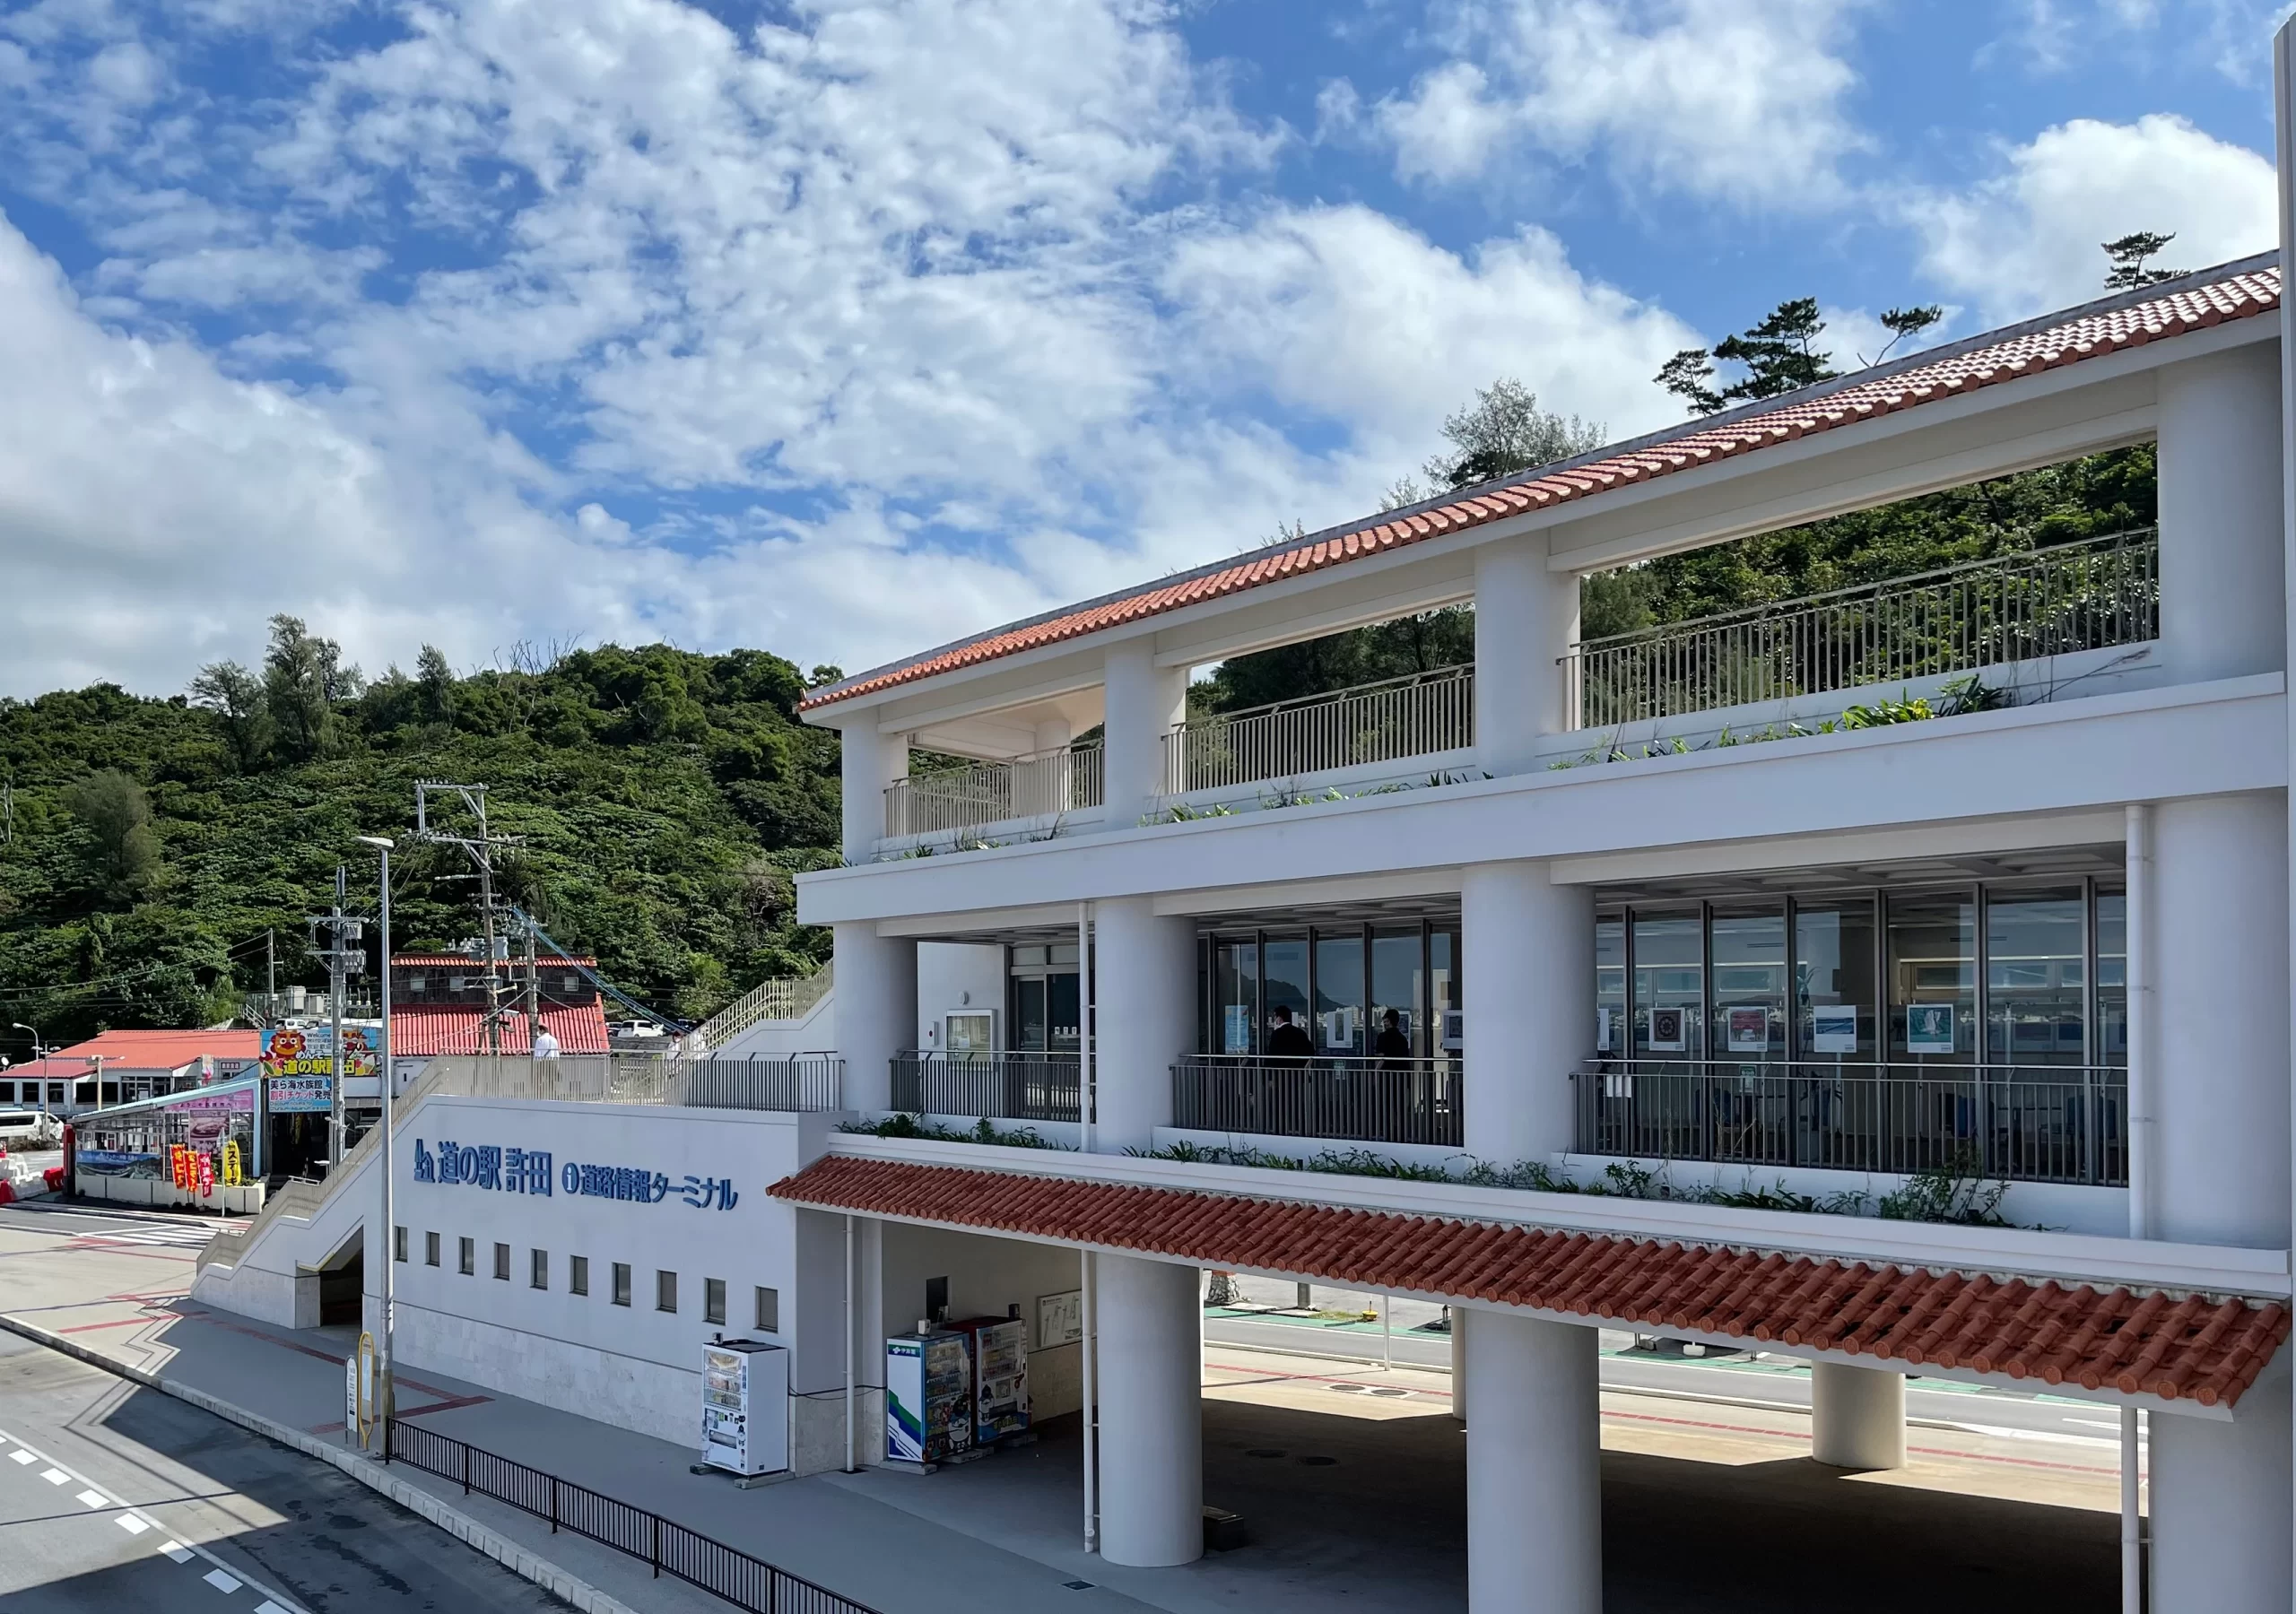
[414,781,522,1055]
[265,928,275,1017]
[524,919,540,1037]
[307,869,365,1170]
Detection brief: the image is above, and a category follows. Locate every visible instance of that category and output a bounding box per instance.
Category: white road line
[75,1488,108,1507]
[0,1420,309,1613]
[7,1448,33,1464]
[257,1603,293,1614]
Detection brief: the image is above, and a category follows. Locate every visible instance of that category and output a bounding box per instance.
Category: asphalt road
[0,1325,570,1613]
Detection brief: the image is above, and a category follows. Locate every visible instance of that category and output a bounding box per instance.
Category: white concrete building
[195,163,2296,1614]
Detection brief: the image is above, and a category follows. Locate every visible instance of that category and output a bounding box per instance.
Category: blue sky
[0,0,2282,697]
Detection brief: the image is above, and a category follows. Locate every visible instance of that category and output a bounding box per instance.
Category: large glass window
[1370,929,1425,1057]
[1315,932,1367,1054]
[1709,905,1787,1063]
[1213,939,1259,1053]
[1986,886,2087,1067]
[1632,911,1704,1061]
[1887,890,1976,1063]
[1431,928,1460,1063]
[1794,897,1877,1062]
[1262,937,1311,1046]
[1595,916,1625,1059]
[2095,888,2126,1068]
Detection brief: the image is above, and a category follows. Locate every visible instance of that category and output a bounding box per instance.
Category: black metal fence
[1570,1061,2127,1185]
[1173,1054,1464,1147]
[680,1054,844,1113]
[891,1053,1081,1123]
[387,1419,879,1614]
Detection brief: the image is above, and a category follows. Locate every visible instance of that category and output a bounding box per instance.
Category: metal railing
[387,1419,879,1614]
[691,963,834,1051]
[1162,664,1474,796]
[891,1053,1081,1124]
[1570,1062,2127,1185]
[1563,527,2160,728]
[1173,1054,1463,1147]
[883,744,1104,841]
[420,1054,843,1113]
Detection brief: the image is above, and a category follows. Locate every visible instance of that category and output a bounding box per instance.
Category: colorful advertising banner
[263,1025,378,1080]
[266,1075,333,1113]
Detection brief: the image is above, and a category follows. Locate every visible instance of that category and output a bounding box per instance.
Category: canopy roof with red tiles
[771,1155,2289,1410]
[801,255,2279,716]
[388,1001,612,1055]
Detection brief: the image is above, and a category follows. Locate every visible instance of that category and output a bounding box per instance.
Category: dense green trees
[0,642,842,1054]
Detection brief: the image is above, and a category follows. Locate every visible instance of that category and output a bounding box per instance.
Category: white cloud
[1905,115,2276,324]
[1992,1,2290,83]
[1360,0,1869,209]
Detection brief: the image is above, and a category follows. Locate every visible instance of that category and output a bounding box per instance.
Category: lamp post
[10,1024,44,1115]
[355,835,396,1452]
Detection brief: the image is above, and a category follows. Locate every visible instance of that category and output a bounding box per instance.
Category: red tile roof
[387,1002,612,1056]
[392,953,597,968]
[770,1156,2290,1410]
[52,1029,263,1071]
[801,256,2279,714]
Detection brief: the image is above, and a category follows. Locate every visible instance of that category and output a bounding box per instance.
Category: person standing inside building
[1266,1005,1312,1063]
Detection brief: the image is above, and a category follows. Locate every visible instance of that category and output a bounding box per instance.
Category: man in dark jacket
[1266,1005,1313,1062]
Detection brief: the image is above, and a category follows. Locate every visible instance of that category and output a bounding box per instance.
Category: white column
[2157,345,2284,684]
[833,923,917,1112]
[1811,1362,1906,1470]
[1021,717,1075,817]
[2152,790,2290,1249]
[1462,861,1595,1164]
[839,722,909,856]
[1450,1309,1466,1420]
[1094,1253,1203,1568]
[2151,1379,2293,1614]
[1102,641,1187,827]
[1474,536,1578,776]
[1092,897,1196,1153]
[1465,1308,1601,1614]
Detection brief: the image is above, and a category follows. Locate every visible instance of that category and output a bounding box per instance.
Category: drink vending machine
[885,1328,973,1465]
[945,1315,1031,1445]
[700,1340,789,1478]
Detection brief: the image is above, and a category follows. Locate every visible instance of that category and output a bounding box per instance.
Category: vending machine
[885,1329,973,1465]
[945,1315,1031,1445]
[700,1339,789,1478]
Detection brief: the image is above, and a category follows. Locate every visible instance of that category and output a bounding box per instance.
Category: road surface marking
[160,1540,195,1563]
[41,1467,67,1484]
[75,1488,108,1506]
[204,1568,243,1592]
[7,1448,33,1464]
[117,1514,150,1533]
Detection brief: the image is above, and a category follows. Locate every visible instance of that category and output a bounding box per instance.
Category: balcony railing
[1563,527,2160,729]
[1570,1062,2126,1186]
[418,1054,844,1113]
[1161,665,1474,796]
[1172,1054,1463,1147]
[883,744,1103,841]
[891,1053,1082,1124]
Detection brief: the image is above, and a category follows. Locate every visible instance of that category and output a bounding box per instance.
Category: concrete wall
[915,943,1007,1052]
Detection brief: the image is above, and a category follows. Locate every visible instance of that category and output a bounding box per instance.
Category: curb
[0,1313,640,1614]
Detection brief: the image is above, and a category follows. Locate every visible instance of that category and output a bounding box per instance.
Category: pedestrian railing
[883,743,1104,841]
[691,964,834,1050]
[420,1054,843,1113]
[387,1419,880,1614]
[1570,1061,2127,1185]
[891,1053,1081,1124]
[680,1055,845,1113]
[1161,664,1474,796]
[1562,527,2160,729]
[1172,1054,1464,1148]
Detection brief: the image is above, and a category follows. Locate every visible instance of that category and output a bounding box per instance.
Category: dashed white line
[6,1448,33,1465]
[203,1567,243,1592]
[117,1514,150,1534]
[40,1467,67,1485]
[75,1488,109,1507]
[159,1540,195,1564]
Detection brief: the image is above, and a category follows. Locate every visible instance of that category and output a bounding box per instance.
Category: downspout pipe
[2122,801,2156,1614]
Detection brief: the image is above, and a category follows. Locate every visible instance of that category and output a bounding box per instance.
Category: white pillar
[2157,345,2284,684]
[1461,861,1594,1164]
[1092,897,1196,1152]
[1032,716,1074,755]
[1094,1253,1203,1567]
[2153,791,2290,1249]
[1811,1362,1906,1470]
[833,923,916,1112]
[1102,641,1187,827]
[1450,1309,1466,1420]
[1474,536,1578,775]
[1465,1309,1601,1614]
[2150,1379,2293,1614]
[839,723,909,856]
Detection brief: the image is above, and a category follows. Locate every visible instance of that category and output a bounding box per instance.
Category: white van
[0,1110,62,1149]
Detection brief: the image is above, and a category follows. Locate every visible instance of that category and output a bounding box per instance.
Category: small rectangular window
[563,974,582,992]
[393,1226,408,1263]
[570,1255,589,1296]
[459,1237,475,1276]
[0,1082,15,1101]
[612,1263,631,1306]
[704,1278,726,1326]
[493,1242,510,1281]
[425,1231,440,1267]
[531,1249,548,1289]
[448,975,466,991]
[657,1271,677,1314]
[407,974,427,992]
[754,1287,779,1333]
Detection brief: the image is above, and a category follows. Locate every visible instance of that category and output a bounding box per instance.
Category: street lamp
[12,1024,46,1115]
[355,835,396,1452]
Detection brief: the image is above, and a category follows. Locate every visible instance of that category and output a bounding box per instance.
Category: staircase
[688,962,833,1054]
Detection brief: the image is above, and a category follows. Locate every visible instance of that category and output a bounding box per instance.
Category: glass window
[0,1083,12,1102]
[1371,928,1425,1058]
[493,1242,510,1281]
[531,1249,549,1289]
[1888,890,1976,1063]
[755,1286,779,1332]
[2095,888,2126,1068]
[1431,928,1460,1060]
[1047,971,1081,1053]
[1595,916,1625,1058]
[1262,936,1310,1046]
[657,1271,678,1313]
[1987,886,2087,1067]
[705,1277,726,1326]
[425,1231,440,1266]
[394,1226,408,1263]
[1314,930,1366,1054]
[1795,897,1877,1062]
[1214,938,1260,1054]
[570,1255,590,1297]
[1709,905,1787,1063]
[459,1237,475,1276]
[612,1263,631,1306]
[1631,911,1704,1061]
[1012,976,1048,1052]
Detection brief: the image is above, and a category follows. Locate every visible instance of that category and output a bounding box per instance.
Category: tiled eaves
[801,255,2281,716]
[770,1155,2290,1410]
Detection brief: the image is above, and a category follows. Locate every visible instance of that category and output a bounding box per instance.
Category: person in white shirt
[531,1026,561,1060]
